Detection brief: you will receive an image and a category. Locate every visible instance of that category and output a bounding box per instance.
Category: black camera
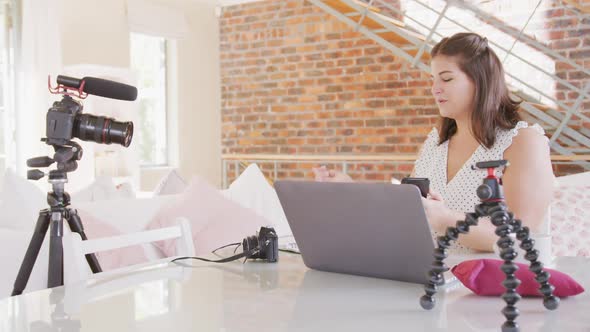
[243,227,279,262]
[46,96,133,147]
[45,75,137,147]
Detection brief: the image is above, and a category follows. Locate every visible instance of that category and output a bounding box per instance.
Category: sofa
[0,165,291,299]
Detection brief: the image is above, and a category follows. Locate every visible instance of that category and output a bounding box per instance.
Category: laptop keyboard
[279,236,300,253]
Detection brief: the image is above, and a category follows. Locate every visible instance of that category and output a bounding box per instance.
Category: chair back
[64,217,194,284]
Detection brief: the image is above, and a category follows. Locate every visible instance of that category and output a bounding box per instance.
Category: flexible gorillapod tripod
[11,141,102,296]
[419,160,559,332]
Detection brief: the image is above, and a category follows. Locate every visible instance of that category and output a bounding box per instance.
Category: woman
[314,32,555,253]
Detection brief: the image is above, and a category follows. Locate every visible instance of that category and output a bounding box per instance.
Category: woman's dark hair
[431,32,521,148]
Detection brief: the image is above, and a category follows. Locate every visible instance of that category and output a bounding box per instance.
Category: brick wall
[219,0,590,184]
[541,3,590,175]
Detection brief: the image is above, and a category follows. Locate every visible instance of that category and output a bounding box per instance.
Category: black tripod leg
[420,211,479,310]
[489,204,521,332]
[66,209,102,273]
[48,211,65,288]
[11,210,51,296]
[513,221,560,310]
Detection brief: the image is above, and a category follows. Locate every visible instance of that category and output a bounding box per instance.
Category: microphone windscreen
[56,75,82,89]
[82,77,138,101]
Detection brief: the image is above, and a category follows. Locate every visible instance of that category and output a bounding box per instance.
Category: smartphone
[401,177,430,198]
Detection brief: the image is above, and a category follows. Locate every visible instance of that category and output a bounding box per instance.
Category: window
[0,0,16,172]
[130,32,168,167]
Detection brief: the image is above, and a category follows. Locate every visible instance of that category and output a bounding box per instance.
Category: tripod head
[26,141,83,208]
[471,159,510,203]
[27,140,83,180]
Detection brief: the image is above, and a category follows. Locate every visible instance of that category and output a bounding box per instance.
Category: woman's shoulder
[426,127,439,143]
[420,127,442,154]
[416,127,440,152]
[414,127,441,175]
[507,121,546,136]
[496,121,548,149]
[501,121,550,157]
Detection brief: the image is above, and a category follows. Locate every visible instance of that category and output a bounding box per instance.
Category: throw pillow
[77,210,149,271]
[222,163,292,241]
[71,176,135,203]
[147,176,266,256]
[452,259,584,297]
[550,184,590,257]
[0,169,46,230]
[154,169,188,195]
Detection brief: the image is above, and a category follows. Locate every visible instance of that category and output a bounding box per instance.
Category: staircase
[307,0,590,167]
[561,0,590,14]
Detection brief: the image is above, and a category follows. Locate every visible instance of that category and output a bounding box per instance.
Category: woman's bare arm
[429,128,554,252]
[501,128,554,234]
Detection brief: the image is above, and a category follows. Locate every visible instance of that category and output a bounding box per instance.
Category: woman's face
[430,55,475,121]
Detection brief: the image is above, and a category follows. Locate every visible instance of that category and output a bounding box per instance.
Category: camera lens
[73,113,133,147]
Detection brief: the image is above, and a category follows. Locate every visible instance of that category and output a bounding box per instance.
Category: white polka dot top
[414,121,550,253]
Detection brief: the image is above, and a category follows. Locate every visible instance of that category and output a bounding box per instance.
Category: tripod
[30,288,81,332]
[11,141,102,296]
[419,160,559,332]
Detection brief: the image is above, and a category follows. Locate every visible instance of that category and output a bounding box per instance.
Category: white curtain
[14,0,62,177]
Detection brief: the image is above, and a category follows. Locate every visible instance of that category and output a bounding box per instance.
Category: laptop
[274,181,454,285]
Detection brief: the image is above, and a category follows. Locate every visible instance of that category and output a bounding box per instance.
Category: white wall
[175,0,222,189]
[59,1,130,67]
[58,0,221,189]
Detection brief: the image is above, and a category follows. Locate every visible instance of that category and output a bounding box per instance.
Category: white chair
[63,261,192,315]
[63,217,194,285]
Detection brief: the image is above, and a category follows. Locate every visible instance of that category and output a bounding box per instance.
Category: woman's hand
[312,166,353,182]
[424,189,497,252]
[421,189,452,232]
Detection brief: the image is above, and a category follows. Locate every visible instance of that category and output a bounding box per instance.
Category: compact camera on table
[242,226,279,263]
[172,226,279,264]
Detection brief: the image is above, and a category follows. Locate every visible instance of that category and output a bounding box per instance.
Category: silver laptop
[274,181,443,284]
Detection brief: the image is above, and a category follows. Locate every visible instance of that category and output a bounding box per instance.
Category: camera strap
[171,247,260,264]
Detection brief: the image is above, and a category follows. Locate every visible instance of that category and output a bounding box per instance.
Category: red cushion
[451,259,584,297]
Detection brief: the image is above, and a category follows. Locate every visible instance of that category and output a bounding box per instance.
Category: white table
[1,253,589,332]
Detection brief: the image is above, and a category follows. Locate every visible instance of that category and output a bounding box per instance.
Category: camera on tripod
[26,75,137,179]
[46,75,135,147]
[11,75,138,296]
[46,93,132,148]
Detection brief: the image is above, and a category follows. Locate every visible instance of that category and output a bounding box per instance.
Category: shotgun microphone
[56,75,138,101]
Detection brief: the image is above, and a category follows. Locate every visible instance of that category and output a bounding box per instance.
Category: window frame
[0,0,17,172]
[130,32,178,169]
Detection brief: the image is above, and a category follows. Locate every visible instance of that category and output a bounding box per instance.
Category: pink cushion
[154,169,187,196]
[550,184,590,257]
[77,210,149,270]
[146,176,267,256]
[452,259,584,297]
